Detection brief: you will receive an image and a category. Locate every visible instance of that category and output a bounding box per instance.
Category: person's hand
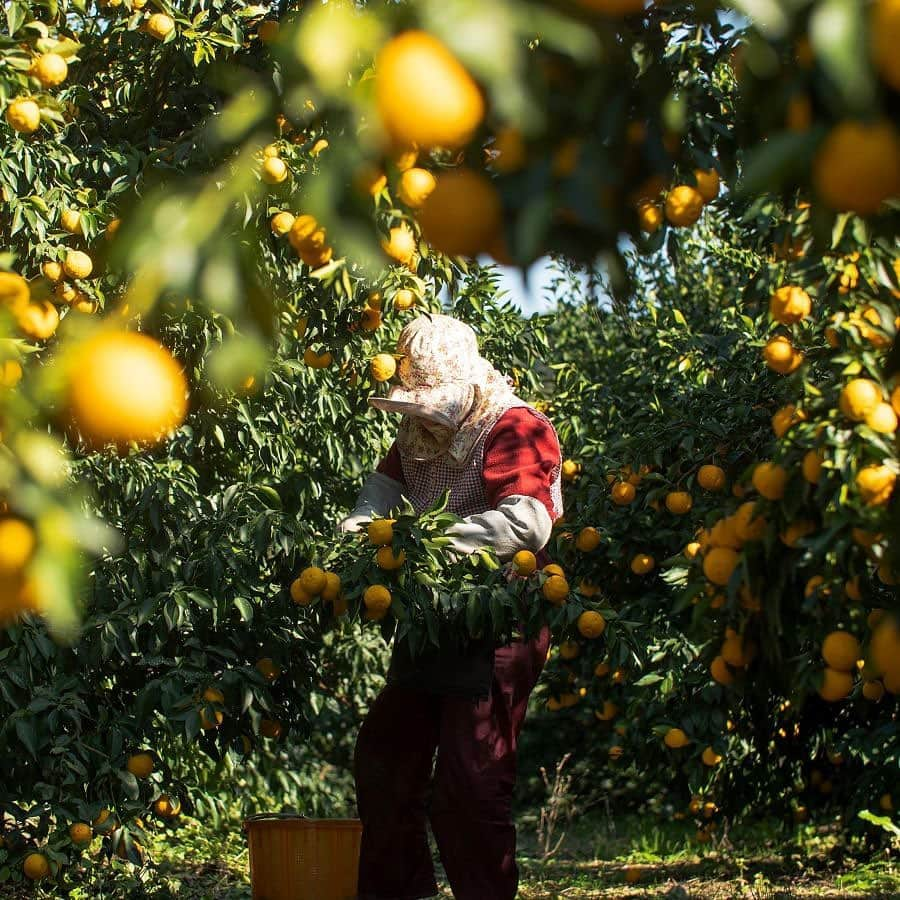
[337,513,371,535]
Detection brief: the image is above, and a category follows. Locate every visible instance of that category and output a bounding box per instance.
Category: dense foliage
[0,0,898,891]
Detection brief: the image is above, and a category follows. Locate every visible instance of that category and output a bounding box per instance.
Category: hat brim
[368,388,457,428]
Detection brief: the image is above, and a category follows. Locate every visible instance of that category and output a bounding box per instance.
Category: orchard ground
[8,808,900,899]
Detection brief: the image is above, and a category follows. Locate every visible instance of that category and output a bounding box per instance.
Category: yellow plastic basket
[244,813,363,900]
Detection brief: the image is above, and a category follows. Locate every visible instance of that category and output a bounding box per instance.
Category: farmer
[339,314,563,900]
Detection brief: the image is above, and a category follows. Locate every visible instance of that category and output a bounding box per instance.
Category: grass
[13,807,896,899]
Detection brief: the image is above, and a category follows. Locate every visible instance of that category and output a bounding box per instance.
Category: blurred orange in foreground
[66,331,188,451]
[375,30,484,150]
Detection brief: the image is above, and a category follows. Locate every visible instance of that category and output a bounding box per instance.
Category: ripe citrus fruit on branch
[126,752,154,778]
[664,727,690,748]
[367,519,395,546]
[5,98,40,134]
[769,285,811,324]
[69,823,93,845]
[417,169,501,258]
[703,547,739,586]
[813,119,900,215]
[752,462,788,500]
[821,631,860,672]
[23,852,49,880]
[542,575,569,605]
[839,379,882,421]
[763,336,803,374]
[697,465,725,491]
[665,491,692,514]
[575,526,601,551]
[512,550,536,576]
[665,185,704,227]
[67,331,188,451]
[577,610,606,638]
[370,354,396,383]
[375,31,485,150]
[363,584,392,619]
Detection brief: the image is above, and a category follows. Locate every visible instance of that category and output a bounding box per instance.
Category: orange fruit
[839,378,882,421]
[397,167,436,208]
[512,550,537,576]
[41,260,63,283]
[594,700,619,721]
[772,404,806,438]
[637,200,663,233]
[375,31,484,150]
[321,573,341,602]
[611,481,636,505]
[298,566,327,595]
[575,526,601,552]
[685,541,701,560]
[393,288,416,310]
[153,794,182,818]
[865,402,898,434]
[872,0,900,91]
[697,465,725,492]
[146,12,175,40]
[303,347,333,369]
[733,502,766,542]
[813,119,900,214]
[818,667,853,702]
[416,168,501,257]
[15,300,59,340]
[561,459,580,481]
[370,354,396,383]
[703,547,739,586]
[260,718,283,739]
[822,631,860,672]
[542,575,569,605]
[694,168,720,202]
[126,752,154,778]
[261,157,288,184]
[67,332,188,450]
[702,746,722,766]
[780,519,815,548]
[23,852,49,880]
[856,464,896,506]
[5,98,41,134]
[665,491,692,514]
[69,822,93,844]
[577,610,606,639]
[0,518,36,575]
[363,584,392,617]
[270,211,295,236]
[769,285,812,324]
[664,727,690,748]
[381,223,417,266]
[710,655,734,685]
[291,581,314,607]
[665,185,704,227]
[763,336,803,374]
[60,208,83,235]
[559,639,580,660]
[376,546,406,570]
[863,679,885,701]
[367,518,395,546]
[630,554,654,575]
[543,563,565,577]
[802,449,824,484]
[752,462,788,500]
[721,630,754,667]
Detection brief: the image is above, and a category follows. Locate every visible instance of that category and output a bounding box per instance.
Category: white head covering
[369,314,518,464]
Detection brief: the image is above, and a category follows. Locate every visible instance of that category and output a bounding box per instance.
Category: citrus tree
[0,0,898,889]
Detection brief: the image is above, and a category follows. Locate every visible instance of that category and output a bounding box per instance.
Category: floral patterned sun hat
[368,314,519,464]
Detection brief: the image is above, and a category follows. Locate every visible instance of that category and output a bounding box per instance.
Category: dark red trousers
[354,626,550,900]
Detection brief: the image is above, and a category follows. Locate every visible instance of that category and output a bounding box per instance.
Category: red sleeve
[482,408,561,520]
[376,442,405,483]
